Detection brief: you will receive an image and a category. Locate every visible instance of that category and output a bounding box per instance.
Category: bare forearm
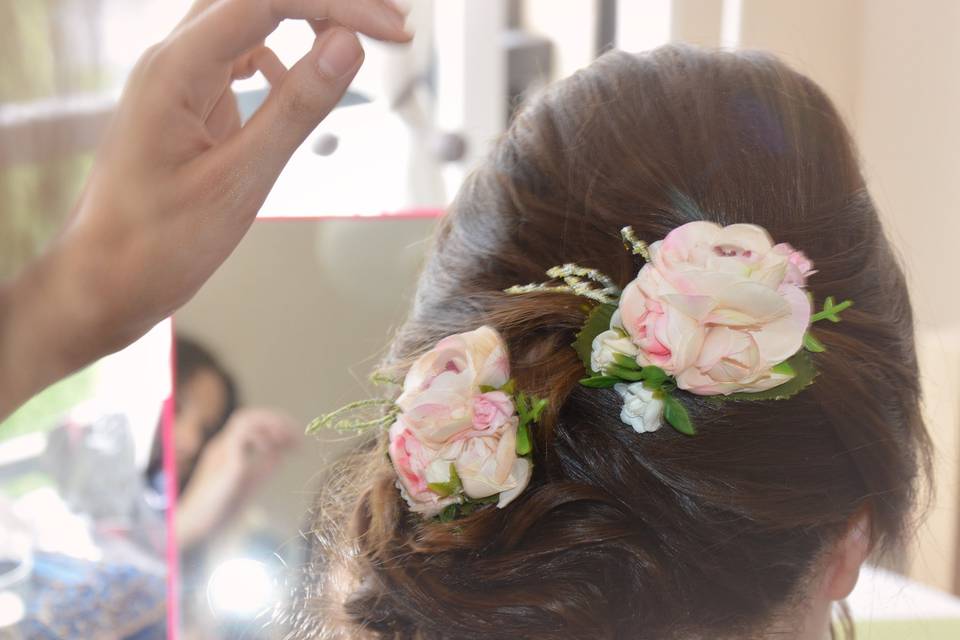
[0,238,109,421]
[0,0,411,421]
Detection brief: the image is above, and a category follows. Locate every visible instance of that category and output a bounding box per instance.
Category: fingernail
[316,29,363,79]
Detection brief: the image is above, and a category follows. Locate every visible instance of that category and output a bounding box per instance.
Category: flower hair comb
[507,221,852,436]
[309,326,546,520]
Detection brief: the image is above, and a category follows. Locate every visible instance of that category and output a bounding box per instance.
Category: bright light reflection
[207,558,275,618]
[0,591,25,628]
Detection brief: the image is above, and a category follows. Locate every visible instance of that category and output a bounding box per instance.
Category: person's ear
[823,508,872,601]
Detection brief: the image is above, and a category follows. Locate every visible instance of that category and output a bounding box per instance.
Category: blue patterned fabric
[14,552,165,640]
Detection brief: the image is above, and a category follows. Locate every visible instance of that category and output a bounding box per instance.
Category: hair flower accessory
[308,326,546,521]
[508,221,852,436]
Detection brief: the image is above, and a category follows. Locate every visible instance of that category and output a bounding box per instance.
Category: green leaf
[572,303,618,374]
[604,364,646,381]
[438,505,459,523]
[771,360,796,377]
[721,350,818,402]
[428,464,462,497]
[579,376,621,389]
[516,423,532,456]
[515,392,531,417]
[516,393,547,437]
[811,297,854,324]
[613,352,641,370]
[803,332,826,353]
[481,379,516,394]
[427,482,454,497]
[433,489,510,523]
[530,397,548,422]
[640,366,668,388]
[662,394,696,436]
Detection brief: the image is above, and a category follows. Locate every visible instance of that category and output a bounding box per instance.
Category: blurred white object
[0,591,26,628]
[250,1,448,216]
[11,488,101,562]
[207,557,275,618]
[0,500,32,591]
[69,319,171,470]
[261,100,446,216]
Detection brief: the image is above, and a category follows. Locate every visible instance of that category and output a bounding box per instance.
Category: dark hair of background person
[288,44,932,640]
[146,335,238,493]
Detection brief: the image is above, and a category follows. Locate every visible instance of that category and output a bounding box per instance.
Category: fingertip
[315,27,365,80]
[376,0,415,43]
[384,0,412,15]
[391,10,415,42]
[394,26,415,43]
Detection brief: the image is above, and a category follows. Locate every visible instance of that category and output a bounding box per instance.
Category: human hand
[175,406,297,548]
[0,0,412,419]
[79,0,412,332]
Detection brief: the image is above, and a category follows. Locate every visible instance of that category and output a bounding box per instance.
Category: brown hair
[289,45,930,639]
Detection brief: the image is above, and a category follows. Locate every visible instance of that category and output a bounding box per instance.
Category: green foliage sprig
[802,296,853,353]
[306,398,400,435]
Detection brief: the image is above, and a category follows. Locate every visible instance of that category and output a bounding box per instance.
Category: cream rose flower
[591,312,640,375]
[591,330,641,373]
[438,417,531,508]
[614,382,664,433]
[389,406,532,516]
[618,222,813,395]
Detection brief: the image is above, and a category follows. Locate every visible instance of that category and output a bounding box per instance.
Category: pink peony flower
[471,391,515,433]
[773,242,817,286]
[388,326,531,516]
[396,326,511,445]
[618,222,813,395]
[388,417,459,516]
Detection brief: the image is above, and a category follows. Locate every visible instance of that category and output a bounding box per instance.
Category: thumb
[212,27,364,204]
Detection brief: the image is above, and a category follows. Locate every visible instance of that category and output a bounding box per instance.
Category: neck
[764,595,834,640]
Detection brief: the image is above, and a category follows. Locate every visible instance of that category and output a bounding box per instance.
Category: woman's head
[171,336,238,490]
[297,45,929,639]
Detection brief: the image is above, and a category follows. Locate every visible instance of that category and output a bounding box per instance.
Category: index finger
[172,0,411,67]
[174,0,220,30]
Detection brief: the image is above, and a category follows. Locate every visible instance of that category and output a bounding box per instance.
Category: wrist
[0,234,111,418]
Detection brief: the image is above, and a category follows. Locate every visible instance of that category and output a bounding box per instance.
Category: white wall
[854,0,960,594]
[855,0,960,331]
[737,0,960,593]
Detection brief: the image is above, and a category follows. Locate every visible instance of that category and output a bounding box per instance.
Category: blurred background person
[148,335,296,639]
